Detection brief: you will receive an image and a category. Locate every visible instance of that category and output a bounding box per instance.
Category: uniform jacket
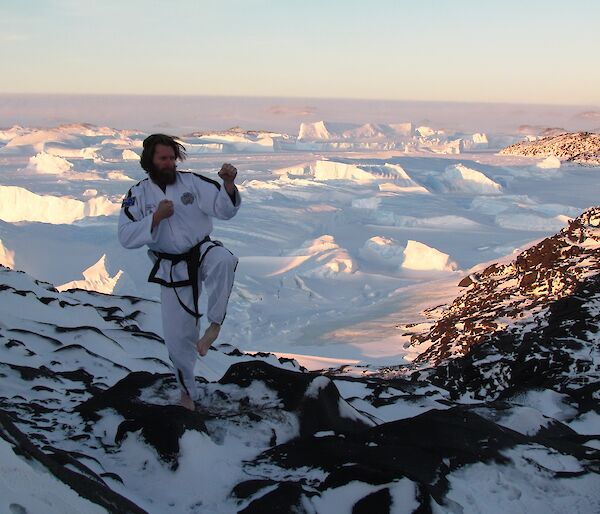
[118,171,241,285]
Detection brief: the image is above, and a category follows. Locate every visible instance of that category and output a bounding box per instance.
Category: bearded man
[118,134,241,410]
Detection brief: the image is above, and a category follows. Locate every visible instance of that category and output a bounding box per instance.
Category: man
[118,134,241,410]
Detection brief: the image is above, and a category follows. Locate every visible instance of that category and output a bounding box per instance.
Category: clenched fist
[218,163,237,185]
[152,199,174,230]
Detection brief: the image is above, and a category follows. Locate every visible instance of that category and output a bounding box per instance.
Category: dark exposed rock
[413,207,600,370]
[0,409,148,514]
[76,371,209,466]
[1,362,96,389]
[423,273,600,402]
[320,463,399,489]
[42,445,106,484]
[251,407,534,507]
[237,481,313,514]
[352,487,391,514]
[231,479,278,499]
[220,360,373,435]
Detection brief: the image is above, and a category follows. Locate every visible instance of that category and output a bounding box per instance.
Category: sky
[1,0,599,106]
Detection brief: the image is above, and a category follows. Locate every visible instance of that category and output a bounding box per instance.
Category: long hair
[140,134,187,173]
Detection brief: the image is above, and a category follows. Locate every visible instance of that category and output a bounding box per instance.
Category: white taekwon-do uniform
[118,171,241,400]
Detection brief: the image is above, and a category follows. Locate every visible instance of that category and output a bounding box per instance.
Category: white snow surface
[0,121,597,368]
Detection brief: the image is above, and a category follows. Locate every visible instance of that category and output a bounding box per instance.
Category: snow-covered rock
[291,235,356,276]
[57,254,128,294]
[440,163,503,194]
[500,131,600,166]
[0,239,15,268]
[358,236,405,268]
[24,152,73,174]
[1,259,599,513]
[412,206,600,384]
[276,160,423,184]
[402,240,458,271]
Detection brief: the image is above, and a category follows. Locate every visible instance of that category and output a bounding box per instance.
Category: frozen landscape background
[1,96,600,369]
[3,0,600,510]
[1,95,600,514]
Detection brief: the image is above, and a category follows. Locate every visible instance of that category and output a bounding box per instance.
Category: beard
[149,166,177,187]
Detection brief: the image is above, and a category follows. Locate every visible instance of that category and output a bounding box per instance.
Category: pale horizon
[2,0,599,105]
[2,93,599,135]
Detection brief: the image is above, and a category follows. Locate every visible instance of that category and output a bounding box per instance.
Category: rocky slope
[2,205,600,514]
[391,206,600,434]
[499,131,600,165]
[412,207,600,366]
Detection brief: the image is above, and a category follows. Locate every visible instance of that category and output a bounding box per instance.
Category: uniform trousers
[160,241,238,399]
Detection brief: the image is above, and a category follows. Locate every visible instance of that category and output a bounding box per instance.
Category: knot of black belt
[148,235,220,323]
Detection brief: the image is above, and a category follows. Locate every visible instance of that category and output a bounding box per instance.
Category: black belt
[147,235,222,322]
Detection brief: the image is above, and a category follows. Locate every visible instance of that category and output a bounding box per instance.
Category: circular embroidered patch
[181,192,195,205]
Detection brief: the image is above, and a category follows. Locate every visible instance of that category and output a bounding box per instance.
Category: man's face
[151,144,177,185]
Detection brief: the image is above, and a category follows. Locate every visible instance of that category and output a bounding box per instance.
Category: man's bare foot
[197,322,221,356]
[180,391,195,411]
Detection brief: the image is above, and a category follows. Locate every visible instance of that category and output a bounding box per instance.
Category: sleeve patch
[121,196,136,208]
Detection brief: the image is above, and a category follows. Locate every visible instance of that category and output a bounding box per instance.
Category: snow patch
[567,411,600,435]
[4,129,82,152]
[122,149,140,160]
[352,197,381,209]
[378,181,430,194]
[536,156,561,169]
[0,437,108,514]
[512,389,578,422]
[305,376,332,398]
[416,126,436,137]
[106,171,134,181]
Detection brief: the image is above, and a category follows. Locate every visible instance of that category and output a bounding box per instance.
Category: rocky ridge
[500,131,600,165]
[412,207,600,366]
